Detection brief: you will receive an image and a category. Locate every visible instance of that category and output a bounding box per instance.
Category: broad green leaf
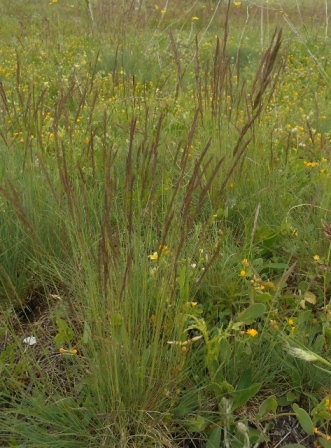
[245,344,252,355]
[238,303,266,325]
[262,233,280,249]
[54,318,74,344]
[219,380,234,393]
[256,395,278,420]
[298,281,309,292]
[186,415,208,432]
[219,338,231,363]
[206,427,222,448]
[237,368,252,390]
[314,334,325,352]
[304,291,316,304]
[312,398,331,421]
[297,310,312,324]
[285,391,298,403]
[255,292,271,303]
[318,438,331,448]
[204,380,234,399]
[252,258,264,269]
[248,427,267,444]
[56,317,71,332]
[231,383,262,411]
[292,403,314,435]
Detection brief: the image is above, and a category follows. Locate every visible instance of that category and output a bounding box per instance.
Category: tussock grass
[0,0,331,446]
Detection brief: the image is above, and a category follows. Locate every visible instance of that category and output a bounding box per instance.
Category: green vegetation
[0,0,331,446]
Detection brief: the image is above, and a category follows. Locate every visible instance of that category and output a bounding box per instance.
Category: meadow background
[0,0,331,446]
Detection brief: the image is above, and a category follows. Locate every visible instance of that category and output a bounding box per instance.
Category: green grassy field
[0,0,331,446]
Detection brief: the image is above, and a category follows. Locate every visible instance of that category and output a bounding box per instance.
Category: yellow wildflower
[159,245,171,256]
[263,281,275,291]
[290,226,298,236]
[241,259,249,266]
[240,270,246,277]
[246,328,258,337]
[192,16,199,21]
[59,348,77,355]
[148,251,158,260]
[288,319,294,326]
[234,1,241,6]
[313,254,320,261]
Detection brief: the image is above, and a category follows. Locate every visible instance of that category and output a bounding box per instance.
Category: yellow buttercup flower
[234,1,241,6]
[148,252,158,260]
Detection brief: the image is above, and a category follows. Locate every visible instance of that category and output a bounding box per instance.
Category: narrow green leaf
[264,262,288,269]
[292,403,315,435]
[173,394,199,418]
[83,321,91,344]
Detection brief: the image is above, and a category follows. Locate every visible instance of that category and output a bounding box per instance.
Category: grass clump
[1,1,331,447]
